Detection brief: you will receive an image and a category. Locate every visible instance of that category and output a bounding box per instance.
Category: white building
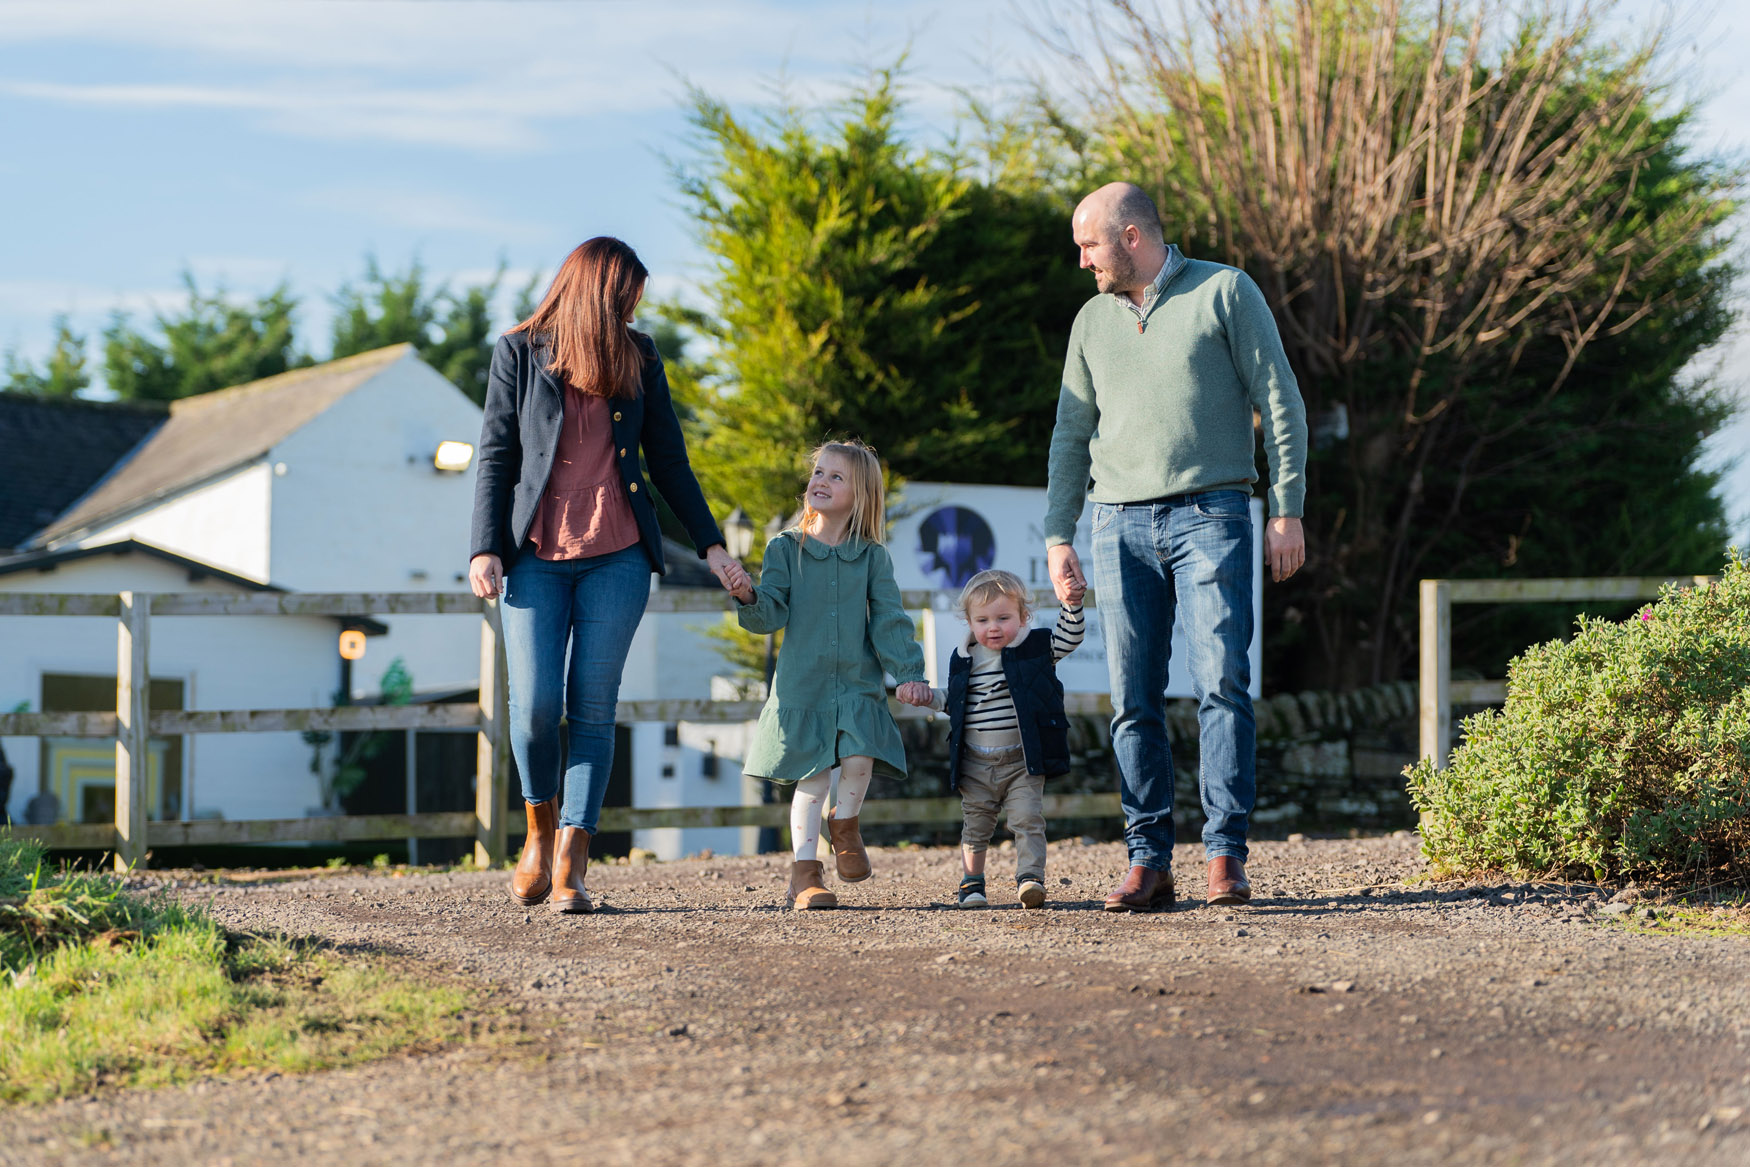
[0,346,757,853]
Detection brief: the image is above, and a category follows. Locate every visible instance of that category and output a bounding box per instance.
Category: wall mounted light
[433,441,475,473]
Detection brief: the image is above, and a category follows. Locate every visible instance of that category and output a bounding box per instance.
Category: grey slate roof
[31,344,414,548]
[0,392,167,552]
[660,537,720,589]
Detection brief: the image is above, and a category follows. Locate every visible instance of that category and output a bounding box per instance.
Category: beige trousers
[958,743,1047,882]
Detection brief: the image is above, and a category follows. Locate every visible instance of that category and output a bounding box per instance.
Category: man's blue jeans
[499,545,650,833]
[1088,491,1255,871]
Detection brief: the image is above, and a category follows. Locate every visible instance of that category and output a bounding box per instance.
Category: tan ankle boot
[786,860,838,910]
[549,826,595,914]
[508,798,557,905]
[826,815,871,882]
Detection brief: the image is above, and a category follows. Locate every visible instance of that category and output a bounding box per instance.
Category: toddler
[903,569,1084,908]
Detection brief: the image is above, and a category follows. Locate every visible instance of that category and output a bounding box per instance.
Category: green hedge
[1408,553,1750,884]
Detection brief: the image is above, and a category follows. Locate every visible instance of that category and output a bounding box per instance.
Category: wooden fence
[0,588,1120,869]
[1416,575,1715,768]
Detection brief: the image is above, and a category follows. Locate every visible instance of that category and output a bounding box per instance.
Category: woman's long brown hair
[510,237,647,399]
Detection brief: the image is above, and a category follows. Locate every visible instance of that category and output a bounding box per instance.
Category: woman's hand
[704,544,750,596]
[468,553,504,600]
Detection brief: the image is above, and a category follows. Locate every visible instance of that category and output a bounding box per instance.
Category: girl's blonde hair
[797,439,886,545]
[957,569,1033,624]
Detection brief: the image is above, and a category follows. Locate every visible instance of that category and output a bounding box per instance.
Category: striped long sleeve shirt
[928,604,1086,748]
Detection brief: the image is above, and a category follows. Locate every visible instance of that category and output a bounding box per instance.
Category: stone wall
[874,681,1422,845]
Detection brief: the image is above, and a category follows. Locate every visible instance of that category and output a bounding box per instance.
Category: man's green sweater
[1044,250,1308,546]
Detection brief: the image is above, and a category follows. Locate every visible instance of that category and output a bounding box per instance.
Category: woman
[468,237,747,913]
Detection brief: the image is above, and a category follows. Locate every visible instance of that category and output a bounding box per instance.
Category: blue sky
[2,0,1746,539]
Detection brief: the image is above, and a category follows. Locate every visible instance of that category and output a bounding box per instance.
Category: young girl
[901,569,1085,909]
[732,440,931,910]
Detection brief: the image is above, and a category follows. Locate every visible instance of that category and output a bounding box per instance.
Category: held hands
[1265,517,1306,583]
[1063,573,1087,607]
[705,544,752,600]
[468,553,504,600]
[895,681,934,707]
[1048,544,1086,607]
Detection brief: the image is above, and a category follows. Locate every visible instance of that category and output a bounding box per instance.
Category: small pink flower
[1639,610,1653,622]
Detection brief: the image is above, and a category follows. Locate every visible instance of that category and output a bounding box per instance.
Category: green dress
[737,532,926,784]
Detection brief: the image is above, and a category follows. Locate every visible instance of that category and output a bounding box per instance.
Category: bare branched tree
[1035,0,1735,685]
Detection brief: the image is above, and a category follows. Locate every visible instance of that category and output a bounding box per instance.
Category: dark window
[40,673,185,823]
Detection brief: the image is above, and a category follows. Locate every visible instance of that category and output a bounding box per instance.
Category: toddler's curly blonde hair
[956,569,1033,624]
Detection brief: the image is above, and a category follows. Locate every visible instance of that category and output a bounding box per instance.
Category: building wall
[268,355,485,696]
[629,598,763,861]
[0,555,344,825]
[72,463,272,582]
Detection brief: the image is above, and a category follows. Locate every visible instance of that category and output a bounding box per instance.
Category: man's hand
[1048,544,1086,606]
[704,544,750,596]
[895,681,934,707]
[1265,516,1306,583]
[468,553,504,600]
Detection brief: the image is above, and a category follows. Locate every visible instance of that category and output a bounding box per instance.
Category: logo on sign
[915,506,995,589]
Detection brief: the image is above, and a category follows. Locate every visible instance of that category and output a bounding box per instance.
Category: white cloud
[300,184,549,240]
[0,279,187,323]
[0,0,1030,151]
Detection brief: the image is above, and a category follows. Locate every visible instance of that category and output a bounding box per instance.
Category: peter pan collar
[797,533,871,561]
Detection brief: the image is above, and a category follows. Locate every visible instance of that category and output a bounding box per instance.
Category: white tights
[790,755,873,862]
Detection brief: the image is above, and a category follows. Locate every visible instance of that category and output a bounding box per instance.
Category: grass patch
[1,838,495,1105]
[1601,895,1750,939]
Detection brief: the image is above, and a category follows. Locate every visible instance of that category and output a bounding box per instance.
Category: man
[1044,182,1307,912]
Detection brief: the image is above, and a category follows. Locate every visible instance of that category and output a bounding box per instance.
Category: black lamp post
[722,507,754,561]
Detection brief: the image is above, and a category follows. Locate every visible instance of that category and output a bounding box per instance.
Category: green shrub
[1408,552,1750,884]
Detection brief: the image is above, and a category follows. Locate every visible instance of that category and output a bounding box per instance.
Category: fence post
[475,600,510,868]
[114,591,152,872]
[1417,579,1451,772]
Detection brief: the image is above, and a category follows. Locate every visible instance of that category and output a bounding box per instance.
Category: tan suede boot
[826,815,871,882]
[508,798,557,905]
[549,826,595,914]
[786,860,838,910]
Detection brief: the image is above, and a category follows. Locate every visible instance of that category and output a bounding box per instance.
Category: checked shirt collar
[1113,244,1186,325]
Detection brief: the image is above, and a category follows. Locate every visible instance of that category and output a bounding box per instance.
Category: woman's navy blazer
[469,329,723,574]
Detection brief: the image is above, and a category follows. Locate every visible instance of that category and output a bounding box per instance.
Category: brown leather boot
[786,860,838,910]
[1103,865,1176,912]
[1207,856,1251,906]
[549,826,595,914]
[826,815,871,882]
[508,798,557,905]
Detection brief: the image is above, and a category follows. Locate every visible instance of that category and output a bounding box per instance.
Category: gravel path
[3,835,1747,1166]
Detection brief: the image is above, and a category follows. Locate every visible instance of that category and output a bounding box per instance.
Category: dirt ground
[2,834,1747,1167]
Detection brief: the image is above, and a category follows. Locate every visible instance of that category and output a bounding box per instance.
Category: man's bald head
[1076,182,1163,244]
[1072,182,1167,299]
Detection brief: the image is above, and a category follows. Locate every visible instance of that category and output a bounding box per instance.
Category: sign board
[888,481,1263,699]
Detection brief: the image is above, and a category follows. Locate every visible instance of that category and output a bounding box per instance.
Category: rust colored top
[528,386,641,561]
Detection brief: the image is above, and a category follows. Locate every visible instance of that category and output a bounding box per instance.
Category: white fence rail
[0,588,1117,867]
